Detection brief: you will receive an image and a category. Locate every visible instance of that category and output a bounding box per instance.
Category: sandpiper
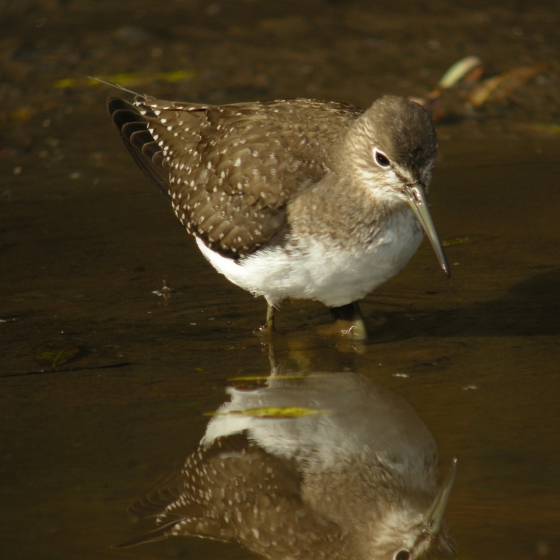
[107,86,449,337]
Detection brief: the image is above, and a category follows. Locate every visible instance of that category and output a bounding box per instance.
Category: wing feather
[108,95,364,257]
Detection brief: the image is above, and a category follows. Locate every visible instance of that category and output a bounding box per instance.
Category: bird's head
[344,95,449,277]
[361,458,458,560]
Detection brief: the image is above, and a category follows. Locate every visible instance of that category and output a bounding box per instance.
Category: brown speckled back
[108,96,363,258]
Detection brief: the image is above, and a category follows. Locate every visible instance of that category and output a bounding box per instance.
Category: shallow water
[1,1,560,559]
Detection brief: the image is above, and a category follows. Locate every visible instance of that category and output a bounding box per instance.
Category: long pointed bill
[423,457,458,535]
[405,184,450,278]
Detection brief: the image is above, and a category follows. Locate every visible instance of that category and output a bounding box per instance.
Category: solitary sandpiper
[106,85,449,336]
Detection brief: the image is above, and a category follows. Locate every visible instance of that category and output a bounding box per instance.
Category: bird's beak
[423,457,458,534]
[404,184,450,278]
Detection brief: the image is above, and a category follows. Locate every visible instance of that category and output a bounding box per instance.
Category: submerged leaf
[469,63,551,108]
[54,70,197,89]
[519,123,560,135]
[441,235,495,247]
[207,406,327,418]
[34,346,81,368]
[229,374,323,381]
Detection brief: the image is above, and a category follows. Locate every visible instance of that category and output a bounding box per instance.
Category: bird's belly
[196,224,423,307]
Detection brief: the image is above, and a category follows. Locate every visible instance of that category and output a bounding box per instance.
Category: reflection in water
[117,373,457,559]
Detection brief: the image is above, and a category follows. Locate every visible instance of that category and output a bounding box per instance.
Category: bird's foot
[320,302,367,340]
[317,317,367,340]
[255,322,274,337]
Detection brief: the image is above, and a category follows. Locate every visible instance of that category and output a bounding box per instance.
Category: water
[1,1,560,559]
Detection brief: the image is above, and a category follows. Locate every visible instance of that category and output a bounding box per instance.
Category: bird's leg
[256,302,276,336]
[266,337,279,375]
[328,301,367,340]
[256,302,279,372]
[266,303,275,332]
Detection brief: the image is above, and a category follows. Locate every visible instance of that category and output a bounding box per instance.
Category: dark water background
[1,1,559,559]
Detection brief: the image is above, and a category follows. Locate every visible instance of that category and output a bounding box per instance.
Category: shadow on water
[375,267,560,341]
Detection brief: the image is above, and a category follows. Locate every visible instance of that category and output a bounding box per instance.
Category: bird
[105,83,449,337]
[115,372,457,559]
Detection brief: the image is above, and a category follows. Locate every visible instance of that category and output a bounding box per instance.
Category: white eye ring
[373,147,391,168]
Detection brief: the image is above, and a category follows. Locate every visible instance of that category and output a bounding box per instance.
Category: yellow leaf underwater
[441,235,496,248]
[54,70,197,89]
[206,406,327,418]
[229,374,323,382]
[34,346,81,368]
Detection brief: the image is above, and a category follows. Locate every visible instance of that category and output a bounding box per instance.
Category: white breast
[196,210,423,308]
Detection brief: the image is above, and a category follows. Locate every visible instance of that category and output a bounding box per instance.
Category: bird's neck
[288,174,410,248]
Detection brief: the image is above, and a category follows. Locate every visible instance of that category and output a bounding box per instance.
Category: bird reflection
[116,372,457,559]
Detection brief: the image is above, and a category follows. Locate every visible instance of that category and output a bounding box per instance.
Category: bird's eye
[373,148,391,168]
[394,550,410,560]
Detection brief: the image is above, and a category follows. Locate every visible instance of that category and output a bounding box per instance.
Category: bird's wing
[124,458,198,521]
[108,96,363,258]
[115,432,345,553]
[108,97,171,196]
